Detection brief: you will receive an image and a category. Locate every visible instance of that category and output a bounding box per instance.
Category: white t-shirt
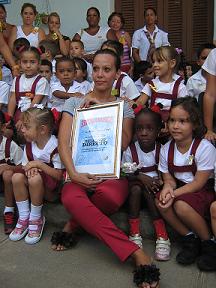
[134,78,145,93]
[186,69,206,101]
[11,74,49,112]
[50,80,85,112]
[159,139,216,183]
[112,72,140,100]
[0,81,10,105]
[0,136,23,165]
[16,26,39,48]
[2,66,13,86]
[122,141,159,178]
[77,26,109,54]
[142,74,188,110]
[202,48,216,76]
[22,135,63,169]
[132,25,170,61]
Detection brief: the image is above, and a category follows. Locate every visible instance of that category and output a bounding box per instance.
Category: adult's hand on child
[205,130,216,141]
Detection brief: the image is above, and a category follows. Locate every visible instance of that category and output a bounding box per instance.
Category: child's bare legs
[174,200,211,240]
[210,201,216,237]
[155,199,189,236]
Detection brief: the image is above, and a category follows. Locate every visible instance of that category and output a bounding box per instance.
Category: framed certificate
[66,101,124,180]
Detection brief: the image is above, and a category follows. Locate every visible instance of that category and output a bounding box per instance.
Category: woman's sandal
[51,231,78,250]
[133,264,160,288]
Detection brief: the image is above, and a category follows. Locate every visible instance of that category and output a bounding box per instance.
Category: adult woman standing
[9,3,45,50]
[107,12,132,74]
[0,4,14,44]
[51,49,160,288]
[72,7,109,62]
[132,7,169,63]
[45,12,70,56]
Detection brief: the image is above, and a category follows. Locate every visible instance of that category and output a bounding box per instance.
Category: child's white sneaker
[129,234,143,248]
[155,237,171,261]
[25,216,45,245]
[9,218,29,241]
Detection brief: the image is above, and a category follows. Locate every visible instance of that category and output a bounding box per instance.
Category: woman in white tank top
[72,7,109,62]
[9,3,45,50]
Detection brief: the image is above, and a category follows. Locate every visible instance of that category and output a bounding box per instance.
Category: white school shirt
[122,141,159,178]
[142,74,188,110]
[50,80,84,112]
[0,136,23,165]
[132,25,170,61]
[77,26,109,54]
[11,74,49,112]
[134,78,145,93]
[186,69,206,101]
[0,81,10,105]
[159,139,216,183]
[112,72,140,100]
[16,26,39,47]
[22,135,63,169]
[2,66,13,86]
[202,48,216,76]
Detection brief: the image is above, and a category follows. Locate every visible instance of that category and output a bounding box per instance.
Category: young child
[39,39,59,74]
[0,54,13,86]
[7,46,49,130]
[39,59,53,108]
[50,57,85,112]
[0,111,23,234]
[156,97,216,268]
[73,57,91,93]
[137,46,188,123]
[122,107,170,261]
[133,61,154,93]
[69,39,92,82]
[186,43,216,101]
[12,37,30,62]
[9,107,64,244]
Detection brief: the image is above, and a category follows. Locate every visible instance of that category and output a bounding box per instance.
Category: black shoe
[197,240,216,271]
[176,234,201,265]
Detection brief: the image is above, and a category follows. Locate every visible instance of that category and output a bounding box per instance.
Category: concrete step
[0,195,178,240]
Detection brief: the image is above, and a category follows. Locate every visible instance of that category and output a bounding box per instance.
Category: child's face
[135,113,158,150]
[20,51,39,77]
[168,106,194,143]
[74,63,86,83]
[141,67,154,83]
[40,65,52,82]
[197,48,212,66]
[21,117,39,142]
[152,54,175,79]
[56,61,75,86]
[69,42,84,57]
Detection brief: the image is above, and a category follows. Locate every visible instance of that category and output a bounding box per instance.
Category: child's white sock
[16,200,30,220]
[29,204,43,221]
[4,206,15,214]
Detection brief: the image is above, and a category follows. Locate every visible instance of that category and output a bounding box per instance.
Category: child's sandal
[51,231,78,249]
[133,264,160,287]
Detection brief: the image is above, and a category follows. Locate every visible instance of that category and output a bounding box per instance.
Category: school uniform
[22,135,64,191]
[50,80,85,112]
[0,81,10,106]
[186,69,206,101]
[134,78,145,93]
[159,138,216,217]
[0,136,23,165]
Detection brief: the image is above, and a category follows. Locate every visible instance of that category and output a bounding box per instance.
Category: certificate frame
[66,101,124,181]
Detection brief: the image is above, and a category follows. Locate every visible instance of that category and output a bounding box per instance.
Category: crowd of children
[1,2,216,287]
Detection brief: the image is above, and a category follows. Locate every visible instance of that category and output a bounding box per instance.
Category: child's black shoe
[176,234,201,265]
[197,240,216,271]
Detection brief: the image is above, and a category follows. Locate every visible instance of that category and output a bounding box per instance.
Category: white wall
[5,0,115,38]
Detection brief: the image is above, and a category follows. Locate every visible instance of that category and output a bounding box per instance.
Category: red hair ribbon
[132,104,144,115]
[3,112,12,123]
[37,47,43,55]
[51,108,60,123]
[151,103,163,114]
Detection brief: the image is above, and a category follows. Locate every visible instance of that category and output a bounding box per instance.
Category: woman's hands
[70,172,102,189]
